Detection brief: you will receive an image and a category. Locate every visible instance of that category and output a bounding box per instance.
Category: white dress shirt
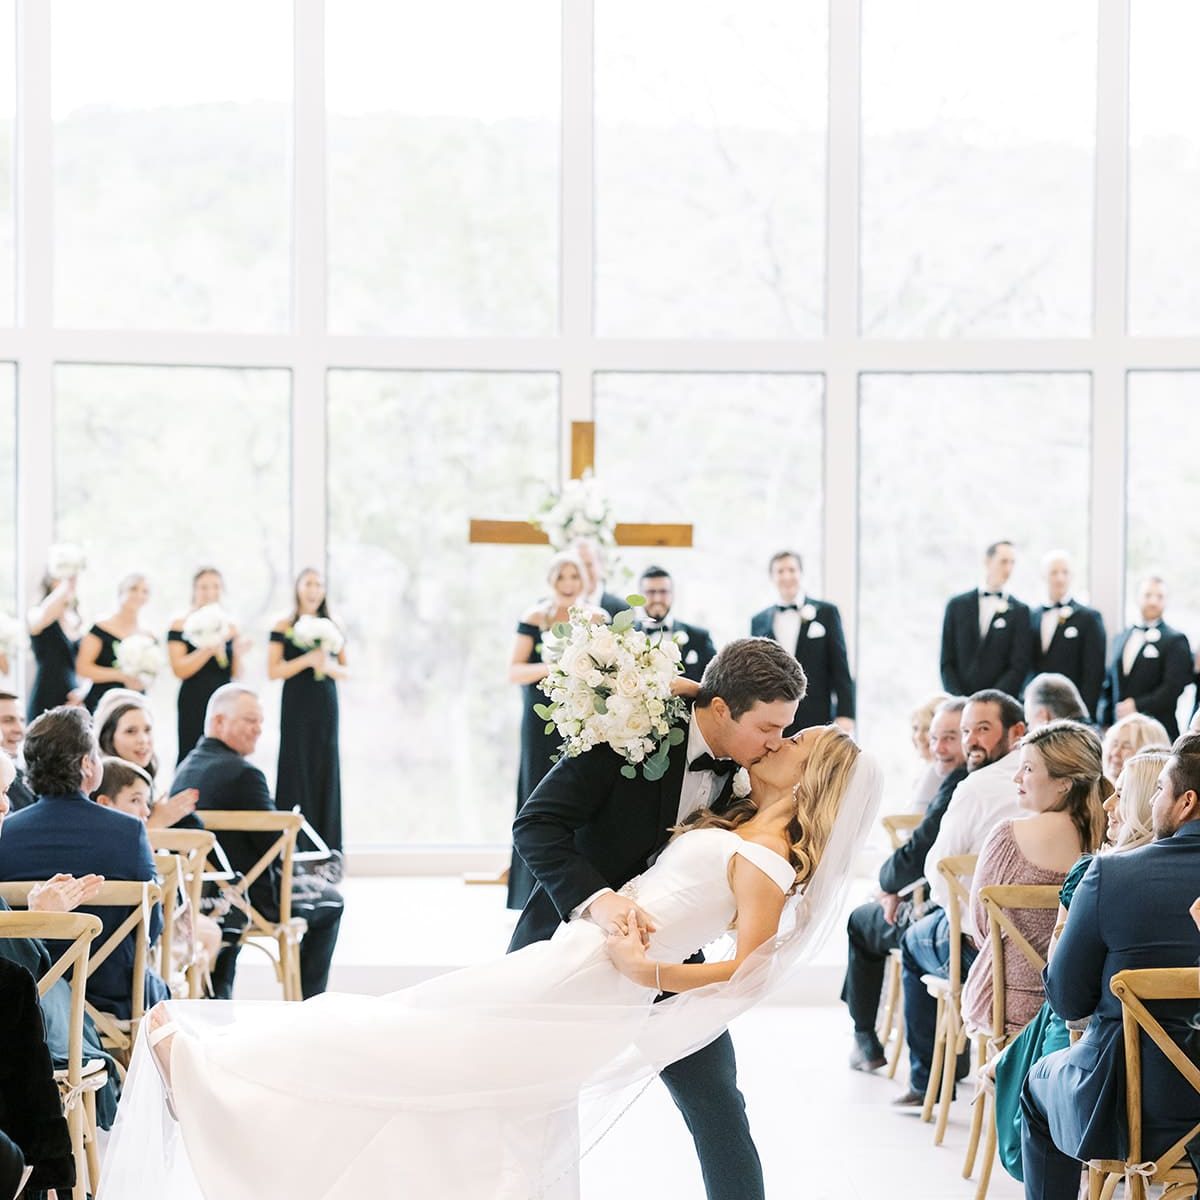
[771,595,804,652]
[922,748,1023,938]
[978,589,1008,640]
[1122,620,1159,676]
[1040,601,1073,654]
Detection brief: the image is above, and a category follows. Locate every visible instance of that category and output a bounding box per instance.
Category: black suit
[598,590,627,619]
[750,599,855,735]
[1027,600,1107,719]
[5,763,35,812]
[1097,621,1191,739]
[510,731,761,1200]
[940,590,1031,697]
[174,737,344,1000]
[638,618,717,684]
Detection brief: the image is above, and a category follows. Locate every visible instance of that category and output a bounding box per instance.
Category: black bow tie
[980,590,1003,598]
[1134,623,1151,632]
[688,753,735,777]
[643,622,670,633]
[775,603,799,612]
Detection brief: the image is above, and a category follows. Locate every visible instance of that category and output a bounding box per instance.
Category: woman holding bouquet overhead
[26,545,87,719]
[168,567,246,762]
[77,572,159,714]
[269,568,347,868]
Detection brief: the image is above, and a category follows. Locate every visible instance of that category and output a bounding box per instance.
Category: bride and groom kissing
[117,636,880,1200]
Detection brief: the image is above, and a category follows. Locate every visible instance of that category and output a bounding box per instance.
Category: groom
[510,637,807,1200]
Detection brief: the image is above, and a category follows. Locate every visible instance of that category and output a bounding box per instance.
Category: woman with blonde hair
[908,691,951,812]
[77,572,156,714]
[1102,711,1170,783]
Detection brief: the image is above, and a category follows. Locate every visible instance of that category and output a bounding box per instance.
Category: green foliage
[620,764,637,779]
[667,726,686,746]
[625,593,646,607]
[533,703,554,721]
[611,609,634,633]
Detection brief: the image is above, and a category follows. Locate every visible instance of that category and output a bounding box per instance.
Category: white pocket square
[1142,645,1160,659]
[806,621,826,639]
[685,649,699,664]
[1063,626,1079,639]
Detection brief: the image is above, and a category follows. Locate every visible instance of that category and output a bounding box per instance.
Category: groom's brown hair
[695,637,807,720]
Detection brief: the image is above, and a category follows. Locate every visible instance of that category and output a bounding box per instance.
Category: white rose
[567,650,595,681]
[585,668,604,688]
[623,710,652,739]
[588,628,619,666]
[615,668,642,698]
[646,698,665,717]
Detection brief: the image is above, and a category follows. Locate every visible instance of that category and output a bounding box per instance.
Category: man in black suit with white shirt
[749,550,854,737]
[635,565,717,683]
[940,540,1031,697]
[1027,551,1106,720]
[1098,574,1192,739]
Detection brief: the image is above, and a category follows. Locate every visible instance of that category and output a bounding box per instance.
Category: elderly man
[0,692,34,811]
[174,684,344,1000]
[1023,673,1089,730]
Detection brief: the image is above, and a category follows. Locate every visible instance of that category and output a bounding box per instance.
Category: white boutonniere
[732,768,751,799]
[993,617,1007,629]
[800,603,817,622]
[673,630,690,646]
[1063,626,1079,639]
[1144,627,1161,643]
[806,620,826,639]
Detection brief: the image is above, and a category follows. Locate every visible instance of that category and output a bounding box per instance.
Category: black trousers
[840,899,904,1034]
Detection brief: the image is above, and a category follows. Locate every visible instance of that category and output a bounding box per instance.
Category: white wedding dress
[101,757,882,1200]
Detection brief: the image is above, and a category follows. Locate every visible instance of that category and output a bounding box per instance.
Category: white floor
[225,875,1024,1199]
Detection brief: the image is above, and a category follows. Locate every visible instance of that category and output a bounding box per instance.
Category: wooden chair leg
[933,1020,962,1145]
[973,1103,997,1200]
[68,1101,87,1200]
[963,1035,988,1176]
[878,955,899,1046]
[922,994,946,1123]
[1098,1172,1120,1200]
[83,1090,101,1196]
[887,1013,906,1080]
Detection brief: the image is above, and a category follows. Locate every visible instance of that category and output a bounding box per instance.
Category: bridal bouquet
[47,542,86,580]
[0,614,22,662]
[534,597,686,780]
[533,470,617,552]
[115,633,164,687]
[183,604,233,667]
[289,616,344,680]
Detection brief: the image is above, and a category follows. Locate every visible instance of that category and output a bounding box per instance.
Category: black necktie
[775,604,798,612]
[688,753,735,777]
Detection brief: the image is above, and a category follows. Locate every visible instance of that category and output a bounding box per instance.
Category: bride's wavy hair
[673,725,860,893]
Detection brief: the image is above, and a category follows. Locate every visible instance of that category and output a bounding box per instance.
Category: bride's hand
[605,913,651,982]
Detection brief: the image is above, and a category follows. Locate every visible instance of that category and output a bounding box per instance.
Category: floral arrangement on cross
[534,596,687,781]
[532,469,617,552]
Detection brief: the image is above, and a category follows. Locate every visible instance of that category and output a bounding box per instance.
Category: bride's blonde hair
[674,725,860,892]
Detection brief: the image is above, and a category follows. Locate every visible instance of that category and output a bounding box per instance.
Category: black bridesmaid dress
[82,625,122,715]
[27,622,80,722]
[168,630,234,763]
[507,620,557,910]
[270,630,342,853]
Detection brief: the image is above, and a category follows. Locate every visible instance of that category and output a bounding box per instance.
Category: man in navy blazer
[750,550,854,737]
[941,540,1032,697]
[1019,732,1200,1198]
[0,706,166,1020]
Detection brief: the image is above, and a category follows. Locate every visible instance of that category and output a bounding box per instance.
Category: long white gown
[101,829,797,1200]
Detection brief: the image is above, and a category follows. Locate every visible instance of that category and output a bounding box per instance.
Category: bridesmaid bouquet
[289,616,344,680]
[0,614,22,662]
[535,596,686,781]
[183,604,233,668]
[47,542,87,580]
[115,633,165,687]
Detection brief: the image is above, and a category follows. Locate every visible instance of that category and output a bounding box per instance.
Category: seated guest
[1027,552,1106,721]
[962,720,1106,1039]
[636,565,717,683]
[1101,711,1170,784]
[894,689,1026,1105]
[0,706,168,1019]
[906,692,952,813]
[990,747,1167,1181]
[0,691,34,811]
[1023,673,1088,730]
[1098,574,1192,740]
[940,541,1031,698]
[1019,732,1200,1198]
[173,684,344,1000]
[843,697,966,1070]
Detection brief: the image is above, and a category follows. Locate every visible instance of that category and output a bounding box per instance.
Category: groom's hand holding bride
[587,891,657,947]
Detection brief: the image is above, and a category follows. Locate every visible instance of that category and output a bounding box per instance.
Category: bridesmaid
[26,572,85,721]
[76,573,155,714]
[268,568,347,873]
[506,550,588,910]
[167,567,245,764]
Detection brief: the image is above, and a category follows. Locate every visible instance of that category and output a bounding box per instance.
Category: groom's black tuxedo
[509,726,762,1200]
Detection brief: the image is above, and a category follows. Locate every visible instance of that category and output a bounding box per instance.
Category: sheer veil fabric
[100,753,882,1199]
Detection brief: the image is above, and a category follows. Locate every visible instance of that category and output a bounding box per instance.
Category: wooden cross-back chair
[194,809,307,1001]
[150,828,217,998]
[964,883,1064,1200]
[0,909,103,1200]
[1088,967,1200,1200]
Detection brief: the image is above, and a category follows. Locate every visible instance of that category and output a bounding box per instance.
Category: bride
[101,725,881,1200]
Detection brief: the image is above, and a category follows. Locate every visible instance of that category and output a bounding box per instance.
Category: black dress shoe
[891,1088,925,1107]
[849,1031,887,1072]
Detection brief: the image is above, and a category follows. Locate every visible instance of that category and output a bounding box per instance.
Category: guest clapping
[26,571,84,720]
[76,572,157,714]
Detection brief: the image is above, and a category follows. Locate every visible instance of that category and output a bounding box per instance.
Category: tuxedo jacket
[1097,621,1191,739]
[1027,601,1107,719]
[876,765,968,896]
[0,792,165,1020]
[940,590,1031,698]
[599,591,627,619]
[750,599,855,733]
[174,736,283,922]
[509,731,737,950]
[637,619,717,684]
[1037,820,1200,1162]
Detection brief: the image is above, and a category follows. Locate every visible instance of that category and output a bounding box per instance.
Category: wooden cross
[469,421,693,548]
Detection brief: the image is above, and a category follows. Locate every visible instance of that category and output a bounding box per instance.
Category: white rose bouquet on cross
[534,596,687,780]
[533,469,617,552]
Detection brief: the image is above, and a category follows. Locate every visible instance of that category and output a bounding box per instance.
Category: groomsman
[1098,574,1192,739]
[1027,551,1106,720]
[750,550,854,735]
[940,540,1031,697]
[635,566,717,683]
[571,536,625,618]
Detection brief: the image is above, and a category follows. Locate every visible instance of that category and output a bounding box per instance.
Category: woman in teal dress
[991,745,1168,1180]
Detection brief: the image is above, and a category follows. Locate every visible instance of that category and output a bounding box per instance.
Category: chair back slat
[979,883,1061,1042]
[936,854,978,994]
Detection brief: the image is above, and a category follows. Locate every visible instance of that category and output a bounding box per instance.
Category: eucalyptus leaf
[643,758,667,781]
[552,623,570,638]
[625,594,646,608]
[620,765,637,779]
[593,695,608,714]
[533,703,554,720]
[544,722,556,735]
[612,610,634,633]
[667,727,685,745]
